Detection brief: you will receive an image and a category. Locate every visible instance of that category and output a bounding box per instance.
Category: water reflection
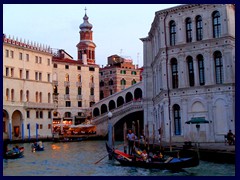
[3,141,235,176]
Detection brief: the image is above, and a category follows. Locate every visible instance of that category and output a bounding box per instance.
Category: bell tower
[76,8,96,65]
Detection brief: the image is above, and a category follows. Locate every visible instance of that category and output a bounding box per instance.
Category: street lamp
[107,111,113,159]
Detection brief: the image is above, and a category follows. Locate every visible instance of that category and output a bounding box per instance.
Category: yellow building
[3,34,54,140]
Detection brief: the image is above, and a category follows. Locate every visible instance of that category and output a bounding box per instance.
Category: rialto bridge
[91,82,144,140]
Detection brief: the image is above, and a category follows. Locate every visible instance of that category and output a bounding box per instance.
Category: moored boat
[32,141,44,152]
[106,143,199,170]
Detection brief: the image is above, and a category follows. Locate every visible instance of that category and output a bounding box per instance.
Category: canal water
[3,140,235,176]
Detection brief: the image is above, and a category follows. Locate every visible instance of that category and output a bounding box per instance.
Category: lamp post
[107,111,113,160]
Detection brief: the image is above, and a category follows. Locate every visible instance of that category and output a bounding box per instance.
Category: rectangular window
[36,111,39,118]
[10,50,14,58]
[54,64,58,68]
[10,68,14,77]
[48,58,50,66]
[39,73,42,81]
[48,111,51,119]
[35,72,38,80]
[6,49,9,57]
[26,54,29,61]
[26,70,29,80]
[19,52,23,60]
[27,111,30,118]
[35,56,38,63]
[78,101,82,107]
[77,66,81,70]
[66,101,71,107]
[40,111,43,118]
[65,65,69,69]
[39,57,42,64]
[40,124,43,129]
[48,124,51,129]
[47,73,51,82]
[19,69,23,79]
[89,67,95,71]
[6,67,9,76]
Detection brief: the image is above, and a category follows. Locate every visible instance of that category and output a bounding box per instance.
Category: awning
[185,117,209,124]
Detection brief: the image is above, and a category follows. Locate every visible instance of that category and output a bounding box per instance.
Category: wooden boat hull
[4,147,24,159]
[106,143,199,170]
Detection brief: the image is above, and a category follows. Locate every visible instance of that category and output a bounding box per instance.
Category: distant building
[141,4,235,143]
[51,11,99,134]
[99,54,142,99]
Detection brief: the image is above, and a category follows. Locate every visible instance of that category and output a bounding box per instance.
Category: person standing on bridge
[127,129,137,155]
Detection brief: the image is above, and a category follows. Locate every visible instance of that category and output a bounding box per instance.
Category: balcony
[89,95,95,101]
[76,82,82,87]
[24,102,55,110]
[89,82,95,88]
[52,80,58,86]
[64,81,70,87]
[64,94,70,100]
[77,95,82,100]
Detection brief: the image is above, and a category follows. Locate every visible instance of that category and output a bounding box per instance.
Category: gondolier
[126,129,137,155]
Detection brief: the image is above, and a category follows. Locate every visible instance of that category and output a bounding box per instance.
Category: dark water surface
[3,140,235,176]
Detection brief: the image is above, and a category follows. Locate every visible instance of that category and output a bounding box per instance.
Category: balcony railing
[77,95,82,100]
[89,95,95,101]
[76,82,82,87]
[64,81,70,86]
[89,82,95,88]
[52,80,58,86]
[64,94,70,100]
[24,102,55,109]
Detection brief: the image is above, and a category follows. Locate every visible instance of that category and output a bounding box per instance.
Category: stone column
[193,58,199,86]
[8,119,12,141]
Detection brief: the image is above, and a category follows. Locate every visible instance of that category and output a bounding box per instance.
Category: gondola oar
[94,154,109,164]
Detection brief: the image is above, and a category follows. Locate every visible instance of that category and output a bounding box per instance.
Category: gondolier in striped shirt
[126,129,137,155]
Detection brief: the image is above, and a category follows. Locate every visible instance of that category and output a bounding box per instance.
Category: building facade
[99,55,142,100]
[141,4,235,143]
[3,34,54,140]
[3,11,100,139]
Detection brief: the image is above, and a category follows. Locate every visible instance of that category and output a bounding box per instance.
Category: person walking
[126,129,137,155]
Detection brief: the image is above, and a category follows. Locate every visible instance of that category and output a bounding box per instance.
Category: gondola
[4,147,24,159]
[106,143,199,170]
[32,141,44,152]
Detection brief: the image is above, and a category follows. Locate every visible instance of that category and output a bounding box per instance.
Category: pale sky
[3,4,180,67]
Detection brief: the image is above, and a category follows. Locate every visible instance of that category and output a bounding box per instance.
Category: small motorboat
[106,143,199,170]
[4,147,24,159]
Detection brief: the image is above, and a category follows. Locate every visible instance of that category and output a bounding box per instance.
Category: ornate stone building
[99,54,141,99]
[3,34,54,140]
[141,4,235,143]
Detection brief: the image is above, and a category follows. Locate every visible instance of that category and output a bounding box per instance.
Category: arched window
[109,79,113,86]
[36,92,38,102]
[131,79,136,85]
[20,90,23,102]
[214,51,223,84]
[212,11,221,38]
[187,56,194,86]
[39,92,42,103]
[6,88,9,101]
[196,15,203,41]
[90,88,94,95]
[26,90,29,102]
[197,54,205,85]
[100,80,104,87]
[65,74,69,81]
[48,93,51,103]
[169,20,176,46]
[186,18,192,43]
[65,86,69,94]
[171,58,178,89]
[121,78,126,85]
[78,87,82,95]
[53,86,58,94]
[173,104,181,135]
[11,89,14,101]
[100,90,104,100]
[90,76,94,83]
[77,74,81,82]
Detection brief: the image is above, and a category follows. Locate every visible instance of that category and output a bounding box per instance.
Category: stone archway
[12,110,23,139]
[3,110,9,139]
